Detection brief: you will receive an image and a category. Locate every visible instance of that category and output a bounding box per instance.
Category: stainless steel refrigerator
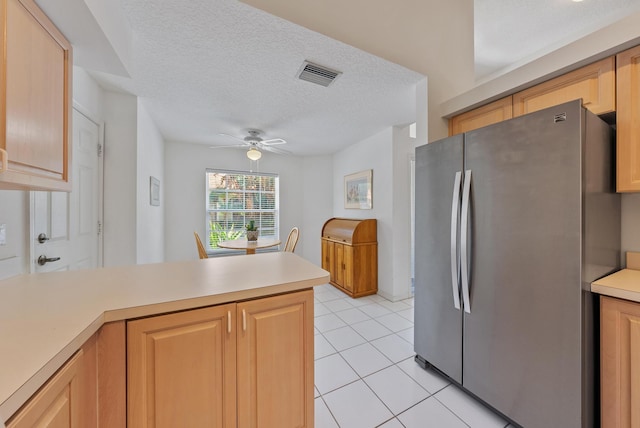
[414,100,620,427]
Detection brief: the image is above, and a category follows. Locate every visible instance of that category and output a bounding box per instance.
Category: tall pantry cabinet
[321,218,378,298]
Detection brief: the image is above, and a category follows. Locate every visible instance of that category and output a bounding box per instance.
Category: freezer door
[414,135,464,383]
[462,100,584,427]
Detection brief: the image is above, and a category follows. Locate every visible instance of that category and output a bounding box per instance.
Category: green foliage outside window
[209,221,244,248]
[206,170,279,251]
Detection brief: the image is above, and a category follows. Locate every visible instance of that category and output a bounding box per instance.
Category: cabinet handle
[227,311,231,334]
[242,309,247,331]
[0,148,7,173]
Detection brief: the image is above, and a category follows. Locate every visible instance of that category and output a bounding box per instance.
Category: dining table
[217,237,282,255]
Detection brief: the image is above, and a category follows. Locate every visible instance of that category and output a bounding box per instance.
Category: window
[206,169,279,252]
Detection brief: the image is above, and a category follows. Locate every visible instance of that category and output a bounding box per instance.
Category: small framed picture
[150,176,160,206]
[344,169,372,209]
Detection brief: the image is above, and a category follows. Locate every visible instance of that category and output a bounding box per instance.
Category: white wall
[331,126,416,301]
[164,141,327,263]
[391,125,416,300]
[301,156,333,266]
[102,92,137,267]
[332,128,396,299]
[73,67,105,119]
[136,101,165,264]
[0,191,29,280]
[622,194,640,262]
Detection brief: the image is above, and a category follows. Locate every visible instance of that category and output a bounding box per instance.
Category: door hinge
[97,220,102,236]
[97,144,103,157]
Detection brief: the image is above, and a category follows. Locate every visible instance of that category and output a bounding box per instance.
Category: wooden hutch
[321,218,378,297]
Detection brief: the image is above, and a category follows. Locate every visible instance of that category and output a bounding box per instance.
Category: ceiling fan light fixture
[247,147,262,160]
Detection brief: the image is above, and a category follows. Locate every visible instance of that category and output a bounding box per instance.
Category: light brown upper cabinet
[616,45,640,193]
[449,96,513,136]
[513,57,615,117]
[0,0,72,191]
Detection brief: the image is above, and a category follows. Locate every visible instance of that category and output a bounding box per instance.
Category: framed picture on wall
[344,169,372,209]
[150,176,160,206]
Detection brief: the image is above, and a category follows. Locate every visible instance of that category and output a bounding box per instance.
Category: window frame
[205,168,280,255]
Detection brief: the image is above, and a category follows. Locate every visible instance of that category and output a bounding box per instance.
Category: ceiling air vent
[297,61,342,87]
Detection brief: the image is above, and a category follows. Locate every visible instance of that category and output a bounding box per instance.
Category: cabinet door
[237,290,314,428]
[6,351,83,428]
[601,296,640,427]
[352,244,377,296]
[335,243,346,289]
[449,96,513,136]
[513,57,615,117]
[0,0,72,191]
[342,245,354,292]
[128,304,236,428]
[616,45,640,193]
[321,239,333,279]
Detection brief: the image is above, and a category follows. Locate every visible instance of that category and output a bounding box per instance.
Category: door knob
[37,233,50,244]
[37,255,60,266]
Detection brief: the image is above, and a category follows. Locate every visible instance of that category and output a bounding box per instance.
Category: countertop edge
[590,268,640,303]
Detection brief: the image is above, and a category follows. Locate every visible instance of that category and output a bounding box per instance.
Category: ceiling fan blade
[262,145,292,155]
[218,133,245,142]
[209,144,246,149]
[260,138,287,145]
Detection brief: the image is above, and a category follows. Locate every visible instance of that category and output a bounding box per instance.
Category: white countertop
[0,252,329,423]
[591,268,640,303]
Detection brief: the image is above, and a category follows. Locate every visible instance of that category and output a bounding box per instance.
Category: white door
[31,107,103,272]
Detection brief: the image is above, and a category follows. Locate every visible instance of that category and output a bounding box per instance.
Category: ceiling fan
[211,129,291,160]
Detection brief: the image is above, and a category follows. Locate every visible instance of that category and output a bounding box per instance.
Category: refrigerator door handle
[450,171,462,310]
[461,170,472,314]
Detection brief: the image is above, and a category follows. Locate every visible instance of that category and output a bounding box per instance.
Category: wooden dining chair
[284,227,299,253]
[194,232,208,259]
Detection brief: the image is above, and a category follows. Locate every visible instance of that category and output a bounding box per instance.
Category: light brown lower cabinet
[5,323,123,428]
[5,351,83,428]
[601,295,640,427]
[4,330,103,428]
[128,289,314,428]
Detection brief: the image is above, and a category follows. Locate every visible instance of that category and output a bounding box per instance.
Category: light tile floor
[313,283,514,428]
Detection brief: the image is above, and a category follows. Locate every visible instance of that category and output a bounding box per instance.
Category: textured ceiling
[85,0,640,156]
[91,0,423,156]
[475,0,640,80]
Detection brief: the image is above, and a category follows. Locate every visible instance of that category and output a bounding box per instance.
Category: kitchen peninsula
[0,252,328,427]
